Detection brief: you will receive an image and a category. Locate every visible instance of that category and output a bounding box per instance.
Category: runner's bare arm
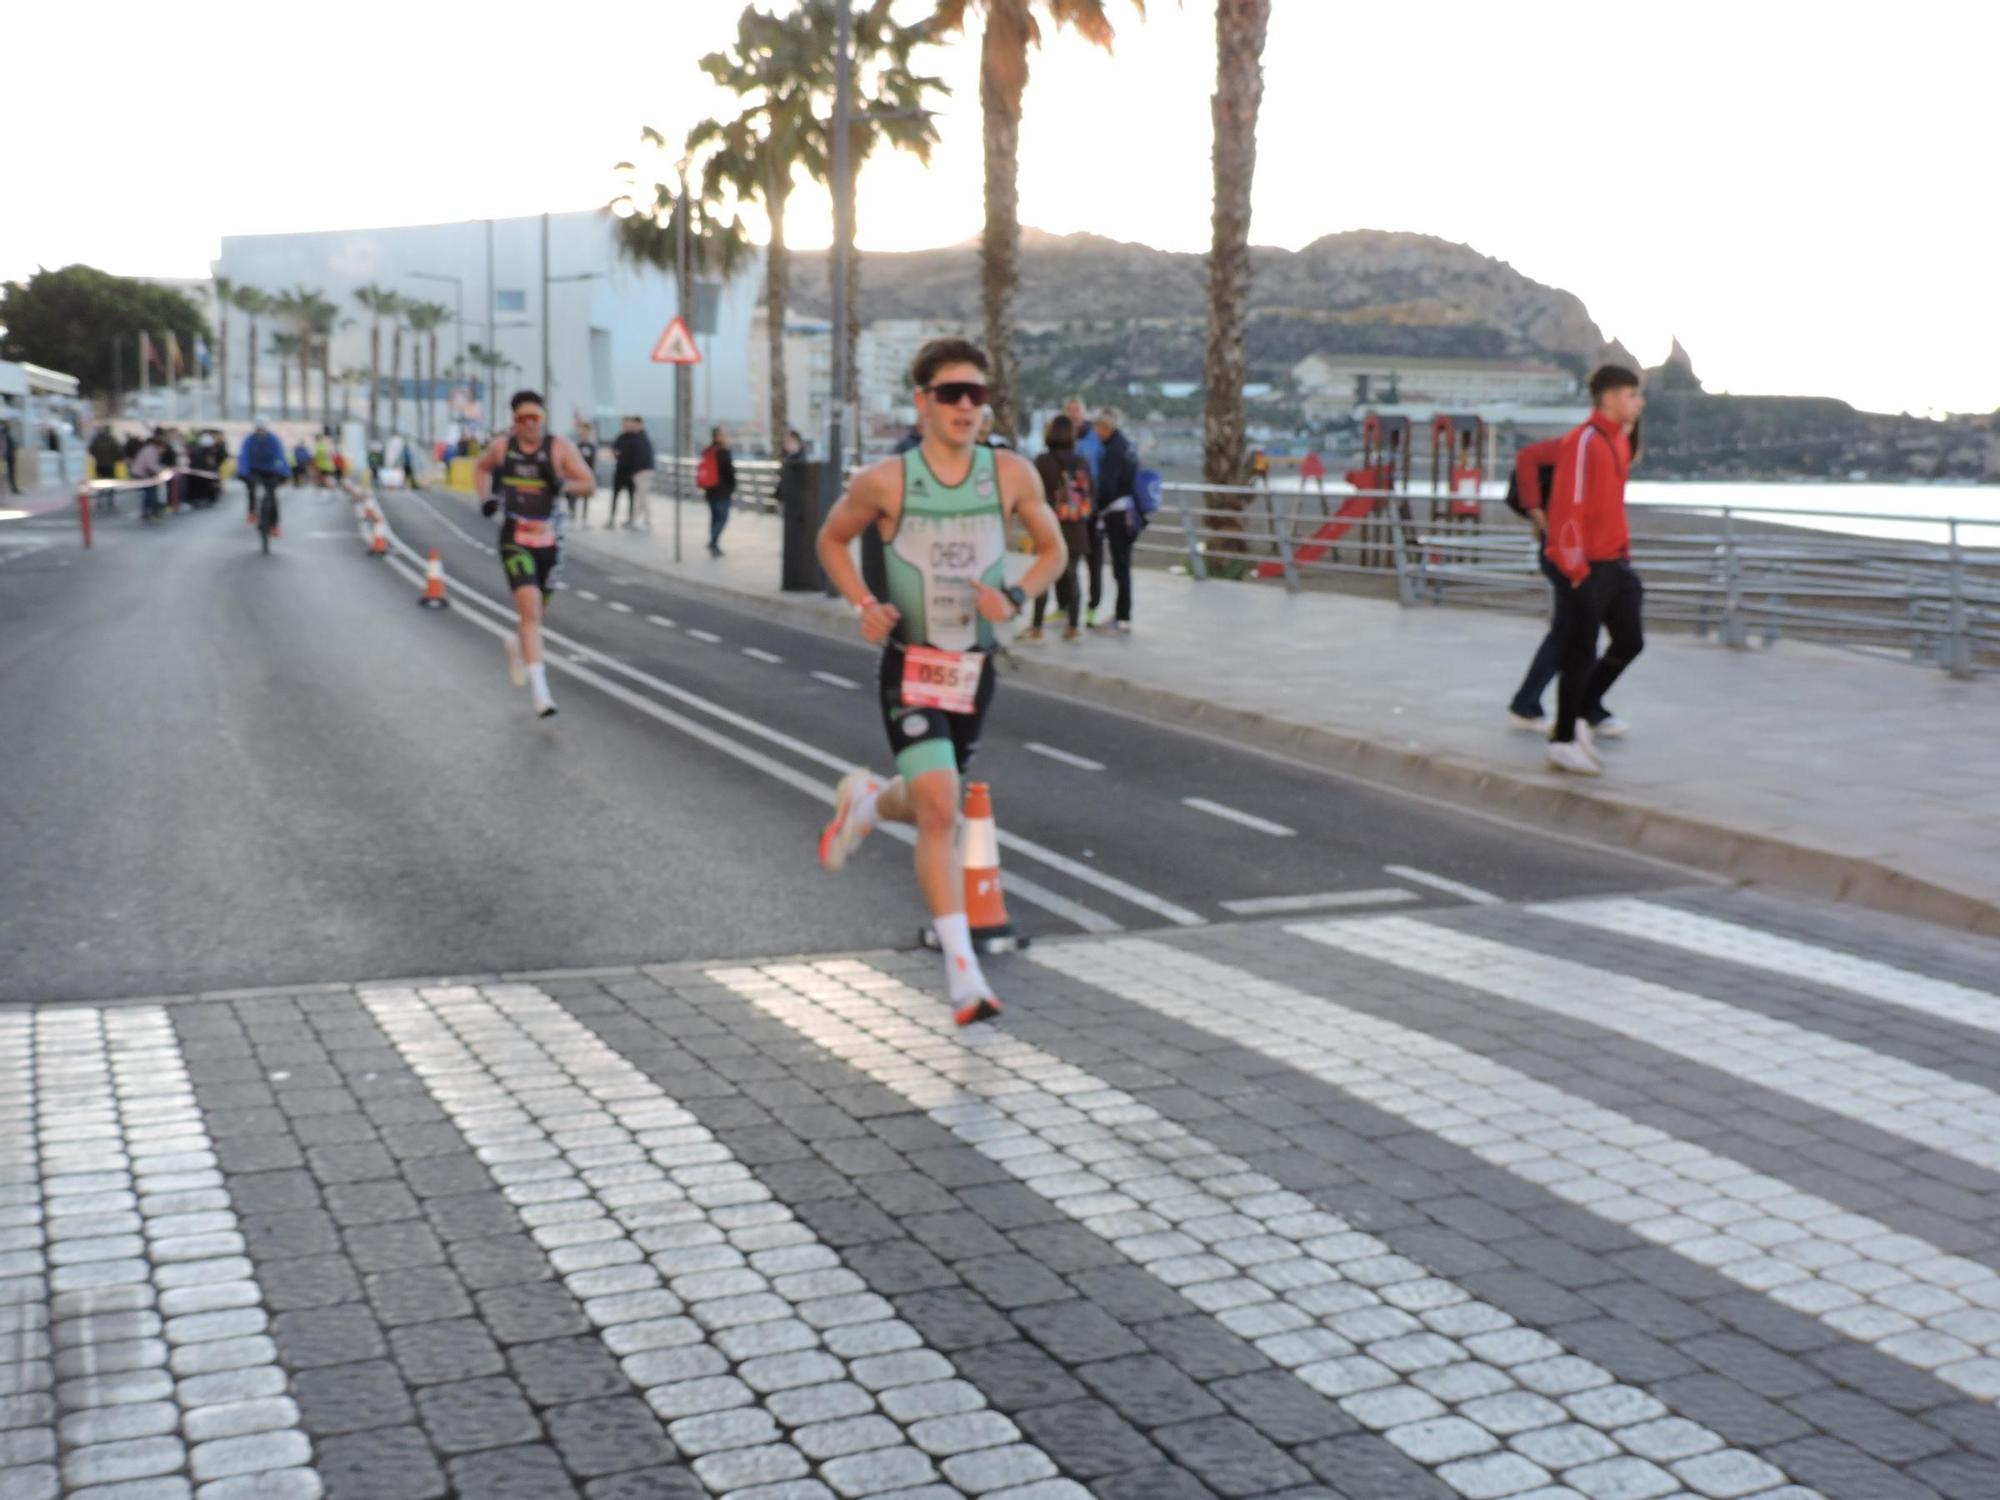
[818,460,902,644]
[472,438,507,512]
[551,437,596,495]
[980,450,1067,620]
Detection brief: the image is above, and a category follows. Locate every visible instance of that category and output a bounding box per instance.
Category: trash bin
[781,459,826,592]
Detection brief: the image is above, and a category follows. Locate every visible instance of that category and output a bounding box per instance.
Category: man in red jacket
[1543,365,1645,775]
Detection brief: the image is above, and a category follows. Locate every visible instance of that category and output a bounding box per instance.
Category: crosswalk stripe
[359,981,1067,1494]
[1536,897,2000,1036]
[712,958,1810,1500]
[1033,937,2000,1404]
[0,1008,314,1496]
[1299,916,2000,1174]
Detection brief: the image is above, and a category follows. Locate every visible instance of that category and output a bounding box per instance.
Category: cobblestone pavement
[6,887,2000,1498]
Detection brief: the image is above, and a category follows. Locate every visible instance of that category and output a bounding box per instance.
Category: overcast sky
[8,0,1993,416]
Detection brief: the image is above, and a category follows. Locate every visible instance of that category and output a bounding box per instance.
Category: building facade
[1293,353,1577,414]
[212,211,761,450]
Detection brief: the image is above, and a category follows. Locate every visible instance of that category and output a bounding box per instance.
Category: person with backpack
[698,426,735,557]
[1504,436,1568,731]
[1022,414,1094,643]
[1088,407,1140,634]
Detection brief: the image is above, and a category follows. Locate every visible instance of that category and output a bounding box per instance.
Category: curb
[563,531,2000,939]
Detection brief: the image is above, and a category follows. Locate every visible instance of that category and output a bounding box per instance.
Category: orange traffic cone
[417,549,449,608]
[368,520,388,557]
[961,782,1024,954]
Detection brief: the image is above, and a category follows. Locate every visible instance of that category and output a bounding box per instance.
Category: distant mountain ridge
[793,228,1632,395]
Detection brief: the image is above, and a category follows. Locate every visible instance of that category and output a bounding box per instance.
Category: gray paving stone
[292,1359,416,1435]
[446,1443,582,1500]
[365,1265,473,1327]
[57,1401,180,1448]
[187,1428,312,1482]
[544,1394,678,1476]
[949,1343,1085,1412]
[182,1395,301,1443]
[667,1406,782,1456]
[61,1434,187,1488]
[389,1317,507,1386]
[271,1305,384,1368]
[581,1463,707,1500]
[478,1280,590,1343]
[1012,1399,1161,1477]
[818,1444,940,1496]
[257,1254,362,1312]
[415,1375,543,1454]
[690,1441,811,1491]
[174,1367,287,1409]
[793,1413,903,1460]
[1078,1355,1223,1427]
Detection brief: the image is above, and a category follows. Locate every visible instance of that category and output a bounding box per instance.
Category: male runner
[815,338,1067,1024]
[472,390,596,718]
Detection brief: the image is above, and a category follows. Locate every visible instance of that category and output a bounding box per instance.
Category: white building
[747,311,834,448]
[212,211,761,450]
[1293,353,1577,413]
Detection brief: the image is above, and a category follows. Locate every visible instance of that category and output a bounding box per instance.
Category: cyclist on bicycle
[240,418,290,536]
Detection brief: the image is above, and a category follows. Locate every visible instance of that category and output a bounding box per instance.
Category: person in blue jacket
[239,419,292,532]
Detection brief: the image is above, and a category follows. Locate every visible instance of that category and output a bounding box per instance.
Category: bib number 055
[900,647,984,715]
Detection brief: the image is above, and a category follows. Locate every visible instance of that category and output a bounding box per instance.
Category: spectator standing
[313,435,334,488]
[401,436,421,491]
[130,431,165,520]
[1544,365,1646,776]
[608,416,655,530]
[699,426,735,557]
[89,425,121,482]
[1088,407,1140,634]
[1,413,17,495]
[290,439,309,486]
[1024,414,1092,643]
[1505,437,1568,730]
[571,427,600,524]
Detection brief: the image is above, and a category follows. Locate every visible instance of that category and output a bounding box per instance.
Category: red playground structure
[1429,413,1486,523]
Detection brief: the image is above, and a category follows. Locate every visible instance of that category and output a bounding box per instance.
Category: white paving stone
[709,957,1813,1500]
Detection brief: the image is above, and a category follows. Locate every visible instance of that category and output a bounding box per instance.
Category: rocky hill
[793,228,1631,398]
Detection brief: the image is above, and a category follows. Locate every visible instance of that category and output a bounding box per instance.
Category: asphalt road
[0,487,1684,1002]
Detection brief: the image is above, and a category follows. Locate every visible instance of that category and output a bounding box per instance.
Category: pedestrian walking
[699,426,736,556]
[89,425,121,482]
[608,416,654,530]
[401,435,421,491]
[1023,414,1093,643]
[1087,407,1140,634]
[1545,365,1647,776]
[2,413,20,495]
[1505,437,1567,731]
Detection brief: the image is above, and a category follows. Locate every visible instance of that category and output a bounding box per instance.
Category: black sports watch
[1001,584,1027,616]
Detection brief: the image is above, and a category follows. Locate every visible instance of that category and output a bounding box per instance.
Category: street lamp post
[675,157,692,565]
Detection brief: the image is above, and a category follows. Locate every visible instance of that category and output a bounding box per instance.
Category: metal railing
[1146,482,2000,678]
[651,456,785,513]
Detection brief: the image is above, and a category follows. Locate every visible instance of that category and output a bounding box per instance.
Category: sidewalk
[565,497,2000,934]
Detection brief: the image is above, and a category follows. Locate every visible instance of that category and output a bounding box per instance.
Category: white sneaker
[1591,714,1630,739]
[948,956,1003,1026]
[1575,719,1595,752]
[1547,739,1602,776]
[818,770,881,871]
[1509,710,1550,733]
[504,635,526,687]
[532,686,558,719]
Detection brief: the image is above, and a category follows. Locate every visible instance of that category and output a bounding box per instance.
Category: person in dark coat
[608,416,655,529]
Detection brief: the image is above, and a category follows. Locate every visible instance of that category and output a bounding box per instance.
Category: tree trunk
[368,319,381,441]
[278,363,290,421]
[300,342,312,432]
[321,342,332,429]
[1202,0,1271,551]
[389,325,404,438]
[979,12,1027,442]
[219,308,230,421]
[765,166,790,454]
[247,321,259,420]
[429,333,440,448]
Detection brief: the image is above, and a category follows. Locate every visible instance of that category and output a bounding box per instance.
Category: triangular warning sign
[650,316,702,365]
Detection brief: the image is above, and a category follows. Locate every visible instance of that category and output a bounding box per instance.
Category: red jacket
[1543,410,1631,586]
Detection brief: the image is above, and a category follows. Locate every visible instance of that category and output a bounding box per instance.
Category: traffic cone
[962,782,1023,954]
[417,549,449,608]
[364,503,388,557]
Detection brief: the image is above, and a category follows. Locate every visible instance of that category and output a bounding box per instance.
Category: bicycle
[254,473,282,554]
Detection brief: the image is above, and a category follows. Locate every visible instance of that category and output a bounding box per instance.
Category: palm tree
[688,5,826,452]
[388,300,410,440]
[214,276,234,419]
[269,332,300,419]
[930,0,1138,440]
[297,293,342,429]
[825,0,947,459]
[276,286,326,432]
[353,285,399,441]
[403,301,451,448]
[232,286,272,418]
[1201,0,1270,491]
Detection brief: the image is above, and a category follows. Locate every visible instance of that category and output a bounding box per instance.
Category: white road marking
[1308,916,2000,1176]
[361,981,1058,1494]
[687,630,722,645]
[1025,743,1104,772]
[1042,936,2000,1404]
[379,546,1122,934]
[715,959,1809,1500]
[646,615,677,629]
[1385,865,1502,905]
[577,589,600,602]
[810,671,859,690]
[606,601,633,614]
[741,648,784,665]
[1537,899,2000,1036]
[1220,889,1421,917]
[1182,798,1296,838]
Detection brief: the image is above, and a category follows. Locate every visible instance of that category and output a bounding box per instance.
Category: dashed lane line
[1220,889,1421,917]
[607,600,633,614]
[1182,797,1296,838]
[810,671,859,691]
[742,648,784,665]
[1385,865,1503,905]
[1024,743,1103,772]
[688,630,723,645]
[647,615,677,629]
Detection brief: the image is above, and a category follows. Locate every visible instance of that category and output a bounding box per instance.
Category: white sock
[933,913,987,998]
[852,776,891,837]
[527,662,550,698]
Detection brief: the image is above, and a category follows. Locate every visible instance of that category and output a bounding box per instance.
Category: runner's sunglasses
[513,409,546,423]
[921,381,990,408]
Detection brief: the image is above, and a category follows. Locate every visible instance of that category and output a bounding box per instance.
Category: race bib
[513,518,556,548]
[901,646,984,715]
